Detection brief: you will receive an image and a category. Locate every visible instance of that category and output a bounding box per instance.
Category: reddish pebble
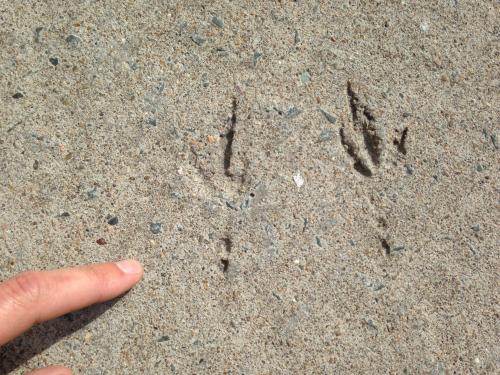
[96,238,107,245]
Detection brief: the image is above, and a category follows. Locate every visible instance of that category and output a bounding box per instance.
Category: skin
[0,259,143,375]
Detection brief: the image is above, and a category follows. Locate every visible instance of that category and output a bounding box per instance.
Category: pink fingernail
[115,259,143,274]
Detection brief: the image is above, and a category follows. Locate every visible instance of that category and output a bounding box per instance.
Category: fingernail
[115,259,143,274]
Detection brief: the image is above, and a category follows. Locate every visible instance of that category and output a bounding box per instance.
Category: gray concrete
[1,1,499,374]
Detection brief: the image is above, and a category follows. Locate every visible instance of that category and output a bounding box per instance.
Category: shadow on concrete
[0,299,119,374]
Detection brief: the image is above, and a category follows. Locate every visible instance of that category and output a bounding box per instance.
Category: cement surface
[1,1,499,374]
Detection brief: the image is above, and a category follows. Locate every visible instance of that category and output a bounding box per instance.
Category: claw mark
[339,128,373,177]
[393,127,408,155]
[223,98,237,177]
[221,237,232,253]
[380,238,391,255]
[220,237,232,273]
[220,258,229,272]
[346,81,384,165]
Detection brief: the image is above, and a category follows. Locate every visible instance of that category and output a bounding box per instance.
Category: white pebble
[293,171,304,188]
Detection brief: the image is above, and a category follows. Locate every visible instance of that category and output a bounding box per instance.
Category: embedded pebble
[212,16,224,28]
[300,71,311,83]
[294,30,301,44]
[286,107,301,119]
[107,216,119,225]
[319,129,335,142]
[49,57,59,66]
[252,52,262,67]
[491,134,498,149]
[150,222,162,234]
[191,34,206,46]
[87,187,98,199]
[65,34,81,45]
[319,109,337,124]
[293,172,304,188]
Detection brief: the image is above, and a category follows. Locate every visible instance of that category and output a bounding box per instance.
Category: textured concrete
[1,1,499,374]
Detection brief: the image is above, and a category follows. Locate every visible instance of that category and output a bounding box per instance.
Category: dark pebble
[59,212,70,217]
[49,57,59,66]
[476,164,485,172]
[96,238,107,245]
[158,335,170,342]
[471,224,480,232]
[316,236,322,247]
[107,216,119,225]
[146,118,157,126]
[150,222,162,234]
[12,92,23,99]
[65,34,81,45]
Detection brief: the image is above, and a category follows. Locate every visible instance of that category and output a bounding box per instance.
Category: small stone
[12,92,23,99]
[34,27,43,43]
[319,109,337,124]
[240,198,251,210]
[65,34,81,45]
[300,71,311,83]
[315,237,322,247]
[150,223,162,234]
[87,187,98,199]
[252,52,262,67]
[146,118,157,127]
[286,107,301,119]
[319,129,334,142]
[491,134,499,150]
[405,164,414,175]
[191,34,206,46]
[158,335,170,342]
[212,16,224,28]
[476,164,485,172]
[49,57,59,66]
[107,216,119,225]
[128,61,139,70]
[96,238,107,245]
[471,224,480,232]
[59,212,70,217]
[293,172,304,188]
[294,30,301,45]
[33,160,39,170]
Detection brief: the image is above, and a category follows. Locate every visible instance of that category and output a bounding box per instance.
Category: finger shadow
[0,298,120,374]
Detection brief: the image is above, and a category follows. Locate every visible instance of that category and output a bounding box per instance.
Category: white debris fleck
[420,21,430,32]
[293,171,304,188]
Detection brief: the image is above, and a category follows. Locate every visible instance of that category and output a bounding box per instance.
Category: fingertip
[115,259,143,277]
[25,365,72,375]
